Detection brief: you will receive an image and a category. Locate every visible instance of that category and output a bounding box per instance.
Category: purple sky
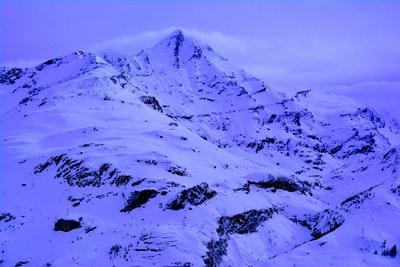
[1,0,399,120]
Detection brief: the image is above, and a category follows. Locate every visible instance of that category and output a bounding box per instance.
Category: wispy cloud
[320,81,400,123]
[88,27,253,57]
[89,26,400,91]
[0,59,44,68]
[89,27,177,56]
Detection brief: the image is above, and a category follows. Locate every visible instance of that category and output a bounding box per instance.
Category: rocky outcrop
[139,96,163,113]
[0,212,15,222]
[203,238,228,267]
[381,147,400,175]
[166,183,216,210]
[54,219,81,232]
[203,208,276,266]
[167,165,189,176]
[121,190,159,212]
[217,208,276,236]
[340,183,382,212]
[236,175,312,195]
[329,132,377,159]
[34,154,133,187]
[290,209,344,239]
[0,67,25,85]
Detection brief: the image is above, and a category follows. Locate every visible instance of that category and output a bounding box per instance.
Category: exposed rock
[217,208,275,236]
[167,165,189,176]
[170,262,192,267]
[340,183,381,212]
[34,154,133,187]
[355,107,385,128]
[54,219,81,232]
[203,238,228,267]
[35,58,62,71]
[0,67,25,85]
[109,244,123,260]
[294,89,311,98]
[0,212,16,222]
[329,132,377,159]
[382,244,397,258]
[121,190,159,212]
[391,185,400,196]
[111,174,133,187]
[203,208,276,266]
[85,226,97,233]
[381,147,400,174]
[172,30,185,68]
[247,138,275,153]
[237,175,311,195]
[166,183,217,210]
[139,95,163,113]
[290,209,344,239]
[14,261,29,267]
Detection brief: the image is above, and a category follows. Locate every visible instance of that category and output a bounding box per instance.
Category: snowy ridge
[1,30,399,266]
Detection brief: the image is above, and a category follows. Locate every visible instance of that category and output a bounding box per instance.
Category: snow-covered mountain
[1,29,399,267]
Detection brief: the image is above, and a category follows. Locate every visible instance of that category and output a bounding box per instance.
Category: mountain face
[1,30,399,266]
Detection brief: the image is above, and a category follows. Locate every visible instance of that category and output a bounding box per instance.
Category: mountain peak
[157,29,193,54]
[168,29,185,41]
[149,29,209,68]
[2,25,400,267]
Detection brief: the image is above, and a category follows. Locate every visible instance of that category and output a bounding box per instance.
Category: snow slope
[1,29,399,267]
